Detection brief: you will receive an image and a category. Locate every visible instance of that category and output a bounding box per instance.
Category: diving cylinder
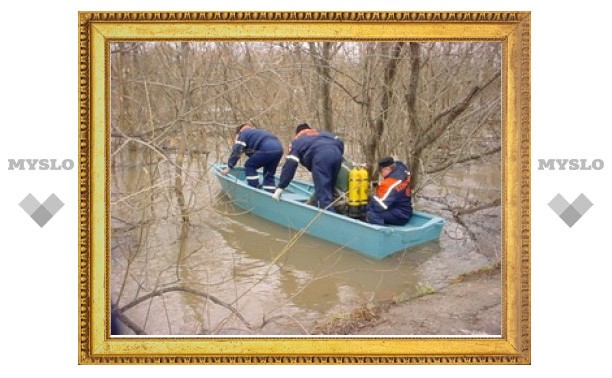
[358,165,369,218]
[348,167,361,218]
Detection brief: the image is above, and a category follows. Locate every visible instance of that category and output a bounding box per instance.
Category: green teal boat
[213,163,445,260]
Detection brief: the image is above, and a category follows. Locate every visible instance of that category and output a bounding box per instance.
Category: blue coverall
[227,129,283,192]
[277,129,344,210]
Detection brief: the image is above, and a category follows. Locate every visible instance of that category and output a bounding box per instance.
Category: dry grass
[311,301,382,335]
[451,261,501,284]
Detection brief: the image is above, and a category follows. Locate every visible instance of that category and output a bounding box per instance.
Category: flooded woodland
[110,42,502,335]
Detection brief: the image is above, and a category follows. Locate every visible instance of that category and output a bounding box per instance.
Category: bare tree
[308,42,343,132]
[109,41,502,335]
[362,42,405,176]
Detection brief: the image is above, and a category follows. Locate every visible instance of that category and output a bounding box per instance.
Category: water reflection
[206,196,440,316]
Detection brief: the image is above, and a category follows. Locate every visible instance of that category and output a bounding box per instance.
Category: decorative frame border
[78,11,530,364]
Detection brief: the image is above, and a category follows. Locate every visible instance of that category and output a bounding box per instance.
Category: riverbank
[312,264,501,335]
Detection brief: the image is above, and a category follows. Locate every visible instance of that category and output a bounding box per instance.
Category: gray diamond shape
[42,193,64,215]
[559,205,582,228]
[30,205,53,227]
[19,193,41,216]
[548,193,569,216]
[571,193,593,215]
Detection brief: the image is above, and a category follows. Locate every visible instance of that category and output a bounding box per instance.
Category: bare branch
[415,71,501,153]
[455,198,501,216]
[424,146,501,174]
[117,286,253,330]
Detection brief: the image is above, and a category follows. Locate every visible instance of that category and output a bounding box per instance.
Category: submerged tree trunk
[309,42,337,132]
[174,42,192,281]
[364,42,404,178]
[405,42,422,186]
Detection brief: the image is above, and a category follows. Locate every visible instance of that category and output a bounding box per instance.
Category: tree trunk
[309,42,335,132]
[365,42,404,178]
[405,42,422,188]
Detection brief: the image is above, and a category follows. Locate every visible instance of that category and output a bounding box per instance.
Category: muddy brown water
[110,155,501,335]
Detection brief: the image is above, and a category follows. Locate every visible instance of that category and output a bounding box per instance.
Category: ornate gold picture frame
[78,11,530,364]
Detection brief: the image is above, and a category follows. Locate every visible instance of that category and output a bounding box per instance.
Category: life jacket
[372,162,412,211]
[294,128,319,139]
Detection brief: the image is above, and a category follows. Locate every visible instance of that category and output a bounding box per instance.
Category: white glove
[272,188,284,201]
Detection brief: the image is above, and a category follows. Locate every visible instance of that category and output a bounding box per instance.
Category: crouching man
[366,156,413,226]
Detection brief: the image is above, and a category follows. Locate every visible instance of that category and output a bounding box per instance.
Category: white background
[1,0,610,376]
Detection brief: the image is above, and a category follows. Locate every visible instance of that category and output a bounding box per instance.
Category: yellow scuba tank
[357,165,369,219]
[358,165,369,212]
[348,167,361,218]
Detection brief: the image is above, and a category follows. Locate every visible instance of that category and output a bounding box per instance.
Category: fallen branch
[455,198,501,216]
[117,286,253,331]
[113,309,147,335]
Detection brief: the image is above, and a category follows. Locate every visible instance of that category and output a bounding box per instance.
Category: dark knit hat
[295,123,311,135]
[378,156,395,169]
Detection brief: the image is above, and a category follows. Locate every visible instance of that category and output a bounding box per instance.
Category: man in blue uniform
[222,123,283,193]
[273,123,344,211]
[366,156,413,225]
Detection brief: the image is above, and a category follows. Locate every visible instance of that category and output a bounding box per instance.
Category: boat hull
[213,164,444,260]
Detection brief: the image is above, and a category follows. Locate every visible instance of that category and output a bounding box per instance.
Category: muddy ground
[313,265,501,336]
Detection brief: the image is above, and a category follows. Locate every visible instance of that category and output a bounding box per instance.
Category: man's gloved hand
[272,188,284,201]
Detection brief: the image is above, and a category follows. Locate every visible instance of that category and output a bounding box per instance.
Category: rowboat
[212,163,445,260]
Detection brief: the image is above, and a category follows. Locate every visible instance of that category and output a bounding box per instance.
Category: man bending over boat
[221,122,283,193]
[273,123,344,211]
[366,157,413,225]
